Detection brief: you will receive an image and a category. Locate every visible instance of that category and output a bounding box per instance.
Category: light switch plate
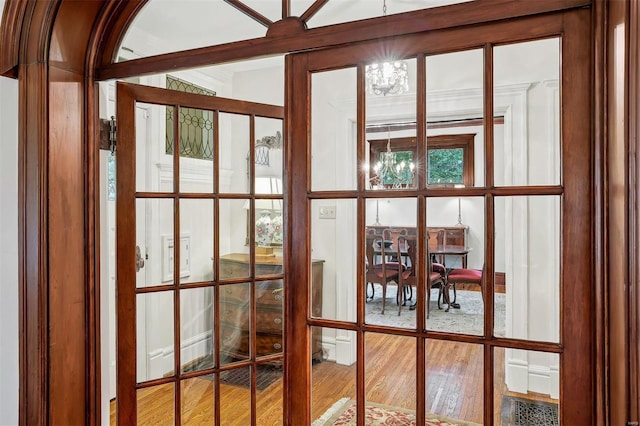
[319,206,336,219]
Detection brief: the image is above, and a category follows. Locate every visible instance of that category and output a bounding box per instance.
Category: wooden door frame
[0,0,636,424]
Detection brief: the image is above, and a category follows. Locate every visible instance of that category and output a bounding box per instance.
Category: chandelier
[365,0,409,96]
[369,138,415,190]
[365,61,409,96]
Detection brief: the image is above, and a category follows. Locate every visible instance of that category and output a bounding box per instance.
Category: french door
[286,7,592,426]
[116,82,285,424]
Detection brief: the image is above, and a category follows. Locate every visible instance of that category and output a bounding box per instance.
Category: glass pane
[494,38,560,187]
[219,112,250,194]
[495,196,560,342]
[177,106,215,193]
[254,117,283,196]
[311,199,356,322]
[365,333,416,412]
[219,282,251,364]
[181,375,214,425]
[365,198,418,327]
[256,363,284,425]
[220,366,251,424]
[137,383,174,425]
[426,197,484,335]
[137,102,172,193]
[494,348,559,425]
[137,291,174,382]
[219,198,250,279]
[366,58,417,191]
[181,287,214,374]
[311,327,356,424]
[117,1,267,61]
[136,198,173,288]
[426,339,483,424]
[311,68,357,191]
[426,49,484,188]
[254,209,283,260]
[180,199,214,284]
[256,279,284,358]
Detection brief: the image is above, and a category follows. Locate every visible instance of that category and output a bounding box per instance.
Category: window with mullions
[165,75,216,160]
[368,133,475,189]
[427,134,475,186]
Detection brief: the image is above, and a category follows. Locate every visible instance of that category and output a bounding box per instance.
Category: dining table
[372,240,471,309]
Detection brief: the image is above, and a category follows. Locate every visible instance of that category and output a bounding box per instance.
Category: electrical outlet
[319,205,336,219]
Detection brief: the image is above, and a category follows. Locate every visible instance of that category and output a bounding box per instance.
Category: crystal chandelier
[369,137,415,190]
[365,0,409,96]
[365,61,409,96]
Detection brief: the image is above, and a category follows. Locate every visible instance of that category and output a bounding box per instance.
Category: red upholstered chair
[444,264,485,312]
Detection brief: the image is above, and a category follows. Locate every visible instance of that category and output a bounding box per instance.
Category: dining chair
[394,234,418,316]
[444,263,485,312]
[425,239,447,319]
[364,228,411,315]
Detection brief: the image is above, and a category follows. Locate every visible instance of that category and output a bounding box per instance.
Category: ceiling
[119,0,474,71]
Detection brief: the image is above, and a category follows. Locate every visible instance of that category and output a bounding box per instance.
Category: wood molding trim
[0,0,26,77]
[593,0,608,424]
[629,0,640,422]
[606,0,631,425]
[5,0,108,424]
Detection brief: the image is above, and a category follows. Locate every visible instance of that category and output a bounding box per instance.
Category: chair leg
[366,282,375,302]
[381,282,387,315]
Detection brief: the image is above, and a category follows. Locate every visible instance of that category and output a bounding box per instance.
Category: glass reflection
[495,196,560,342]
[364,198,417,327]
[425,197,485,336]
[219,282,251,364]
[426,339,483,424]
[494,348,559,425]
[137,383,174,425]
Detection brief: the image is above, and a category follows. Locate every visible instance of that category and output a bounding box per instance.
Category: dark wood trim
[0,0,29,77]
[94,0,591,81]
[561,8,594,424]
[284,52,312,425]
[629,0,640,423]
[593,0,608,425]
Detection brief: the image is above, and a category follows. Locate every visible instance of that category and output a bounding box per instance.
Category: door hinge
[99,116,116,153]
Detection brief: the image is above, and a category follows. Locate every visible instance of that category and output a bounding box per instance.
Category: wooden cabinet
[218,254,324,362]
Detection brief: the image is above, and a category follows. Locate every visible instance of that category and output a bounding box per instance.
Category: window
[165,75,216,160]
[427,134,475,186]
[368,133,475,188]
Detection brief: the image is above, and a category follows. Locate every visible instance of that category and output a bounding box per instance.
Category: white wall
[0,73,19,425]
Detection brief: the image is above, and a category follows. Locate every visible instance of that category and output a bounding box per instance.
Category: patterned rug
[313,399,481,426]
[366,287,506,336]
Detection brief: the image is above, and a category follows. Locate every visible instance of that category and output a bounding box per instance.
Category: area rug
[183,355,282,390]
[313,398,481,426]
[366,286,505,336]
[220,364,282,390]
[500,395,558,426]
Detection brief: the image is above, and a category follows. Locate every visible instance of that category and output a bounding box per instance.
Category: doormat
[312,399,481,426]
[501,395,558,426]
[220,364,283,391]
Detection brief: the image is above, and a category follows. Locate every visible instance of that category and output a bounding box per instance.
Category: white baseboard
[505,351,558,399]
[147,331,212,379]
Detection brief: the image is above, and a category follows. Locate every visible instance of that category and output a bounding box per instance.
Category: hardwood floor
[110,334,555,425]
